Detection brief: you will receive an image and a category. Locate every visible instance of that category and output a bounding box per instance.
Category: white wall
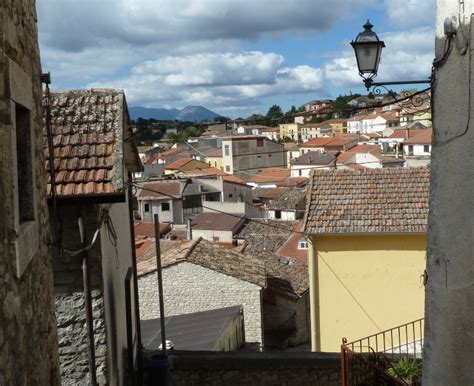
[268,209,296,221]
[138,262,263,344]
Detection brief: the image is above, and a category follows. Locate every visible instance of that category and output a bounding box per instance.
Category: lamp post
[351,20,431,90]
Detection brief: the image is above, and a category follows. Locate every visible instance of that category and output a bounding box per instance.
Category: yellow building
[279,123,301,142]
[204,148,223,169]
[303,167,429,352]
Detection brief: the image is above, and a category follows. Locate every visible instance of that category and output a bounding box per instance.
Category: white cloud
[324,27,434,89]
[384,0,435,28]
[88,52,325,110]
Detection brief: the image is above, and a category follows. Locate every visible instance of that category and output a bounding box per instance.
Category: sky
[37,0,436,118]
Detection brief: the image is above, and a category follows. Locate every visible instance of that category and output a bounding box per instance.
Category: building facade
[0,1,60,384]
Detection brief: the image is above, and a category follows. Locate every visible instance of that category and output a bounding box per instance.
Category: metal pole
[79,208,97,386]
[153,214,167,355]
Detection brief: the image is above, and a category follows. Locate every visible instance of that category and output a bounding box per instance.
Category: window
[407,145,414,156]
[161,202,170,211]
[224,145,230,156]
[16,104,34,223]
[268,153,272,157]
[256,138,264,147]
[424,145,430,153]
[298,240,308,250]
[225,165,231,172]
[275,210,281,219]
[228,194,233,199]
[144,203,150,212]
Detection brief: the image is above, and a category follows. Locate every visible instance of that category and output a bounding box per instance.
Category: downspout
[127,173,143,383]
[79,206,97,386]
[308,237,320,351]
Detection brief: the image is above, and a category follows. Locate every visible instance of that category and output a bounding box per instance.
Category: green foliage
[285,105,298,116]
[266,104,284,120]
[332,93,362,118]
[298,105,306,112]
[387,358,421,382]
[166,126,203,143]
[214,115,231,123]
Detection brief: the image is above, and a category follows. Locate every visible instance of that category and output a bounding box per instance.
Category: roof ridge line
[183,237,202,259]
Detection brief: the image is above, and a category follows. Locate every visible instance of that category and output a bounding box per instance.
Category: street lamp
[351,20,431,90]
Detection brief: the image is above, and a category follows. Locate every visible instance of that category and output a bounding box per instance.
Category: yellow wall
[205,156,223,169]
[311,233,426,352]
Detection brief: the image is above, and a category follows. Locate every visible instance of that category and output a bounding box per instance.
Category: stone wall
[0,1,60,384]
[138,262,263,344]
[55,290,108,385]
[144,351,340,386]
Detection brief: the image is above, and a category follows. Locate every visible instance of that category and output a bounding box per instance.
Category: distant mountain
[129,106,180,121]
[129,105,220,122]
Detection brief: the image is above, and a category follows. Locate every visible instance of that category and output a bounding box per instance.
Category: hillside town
[1,0,472,385]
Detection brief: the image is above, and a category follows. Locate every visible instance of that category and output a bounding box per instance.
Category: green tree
[285,105,298,116]
[266,104,284,121]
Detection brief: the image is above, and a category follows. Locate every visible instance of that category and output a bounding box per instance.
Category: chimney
[187,218,193,240]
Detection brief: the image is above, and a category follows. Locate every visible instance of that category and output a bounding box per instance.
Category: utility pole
[423,1,474,384]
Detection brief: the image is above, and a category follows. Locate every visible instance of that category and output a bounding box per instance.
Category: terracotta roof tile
[139,181,182,198]
[247,168,291,183]
[191,212,244,231]
[43,89,132,198]
[303,167,430,234]
[404,129,432,144]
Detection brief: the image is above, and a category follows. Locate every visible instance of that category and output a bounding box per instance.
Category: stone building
[44,89,142,384]
[137,238,266,347]
[0,1,60,384]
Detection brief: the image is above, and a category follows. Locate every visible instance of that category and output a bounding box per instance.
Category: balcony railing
[341,318,424,386]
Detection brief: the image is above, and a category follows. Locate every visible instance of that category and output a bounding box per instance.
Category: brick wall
[144,351,341,386]
[138,262,263,345]
[0,1,60,384]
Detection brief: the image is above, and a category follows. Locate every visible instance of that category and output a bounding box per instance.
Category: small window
[228,194,233,199]
[298,240,308,250]
[16,104,34,223]
[144,203,150,212]
[161,202,170,211]
[224,145,230,156]
[256,138,264,147]
[225,165,231,172]
[275,210,281,219]
[424,145,430,153]
[268,153,272,157]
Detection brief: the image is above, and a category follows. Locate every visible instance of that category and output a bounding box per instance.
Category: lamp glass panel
[355,43,381,73]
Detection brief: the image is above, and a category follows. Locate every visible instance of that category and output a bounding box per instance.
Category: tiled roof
[191,212,244,231]
[236,220,296,253]
[404,129,432,144]
[300,138,335,148]
[275,176,308,187]
[291,151,337,166]
[277,222,308,263]
[303,167,430,234]
[388,129,427,139]
[261,251,309,298]
[44,89,141,197]
[267,188,307,210]
[204,148,223,157]
[253,187,289,200]
[139,181,182,198]
[247,168,290,183]
[165,158,194,170]
[137,238,266,287]
[134,221,171,238]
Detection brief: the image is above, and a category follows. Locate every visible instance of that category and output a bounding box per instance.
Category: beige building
[0,1,60,384]
[222,136,286,176]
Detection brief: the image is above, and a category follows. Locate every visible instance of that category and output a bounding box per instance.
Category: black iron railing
[341,318,424,385]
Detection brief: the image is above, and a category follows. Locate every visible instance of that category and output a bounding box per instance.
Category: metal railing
[341,318,424,386]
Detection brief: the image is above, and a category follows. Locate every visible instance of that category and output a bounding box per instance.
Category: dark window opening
[424,145,430,153]
[144,203,150,212]
[16,104,34,223]
[161,202,170,211]
[275,210,281,219]
[256,138,264,147]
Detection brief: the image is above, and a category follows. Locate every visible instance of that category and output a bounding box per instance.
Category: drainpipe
[79,206,97,386]
[127,173,142,384]
[308,237,320,352]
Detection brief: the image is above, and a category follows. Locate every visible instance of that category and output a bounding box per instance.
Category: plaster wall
[423,1,474,383]
[312,234,426,352]
[138,262,263,344]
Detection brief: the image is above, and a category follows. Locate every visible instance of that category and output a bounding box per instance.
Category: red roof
[404,129,432,144]
[191,212,243,231]
[205,148,223,157]
[300,138,335,148]
[247,168,291,183]
[139,181,182,198]
[388,129,427,139]
[134,221,171,238]
[165,157,194,170]
[277,222,307,263]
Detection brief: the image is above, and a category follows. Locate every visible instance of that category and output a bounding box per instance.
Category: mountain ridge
[130,105,220,122]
